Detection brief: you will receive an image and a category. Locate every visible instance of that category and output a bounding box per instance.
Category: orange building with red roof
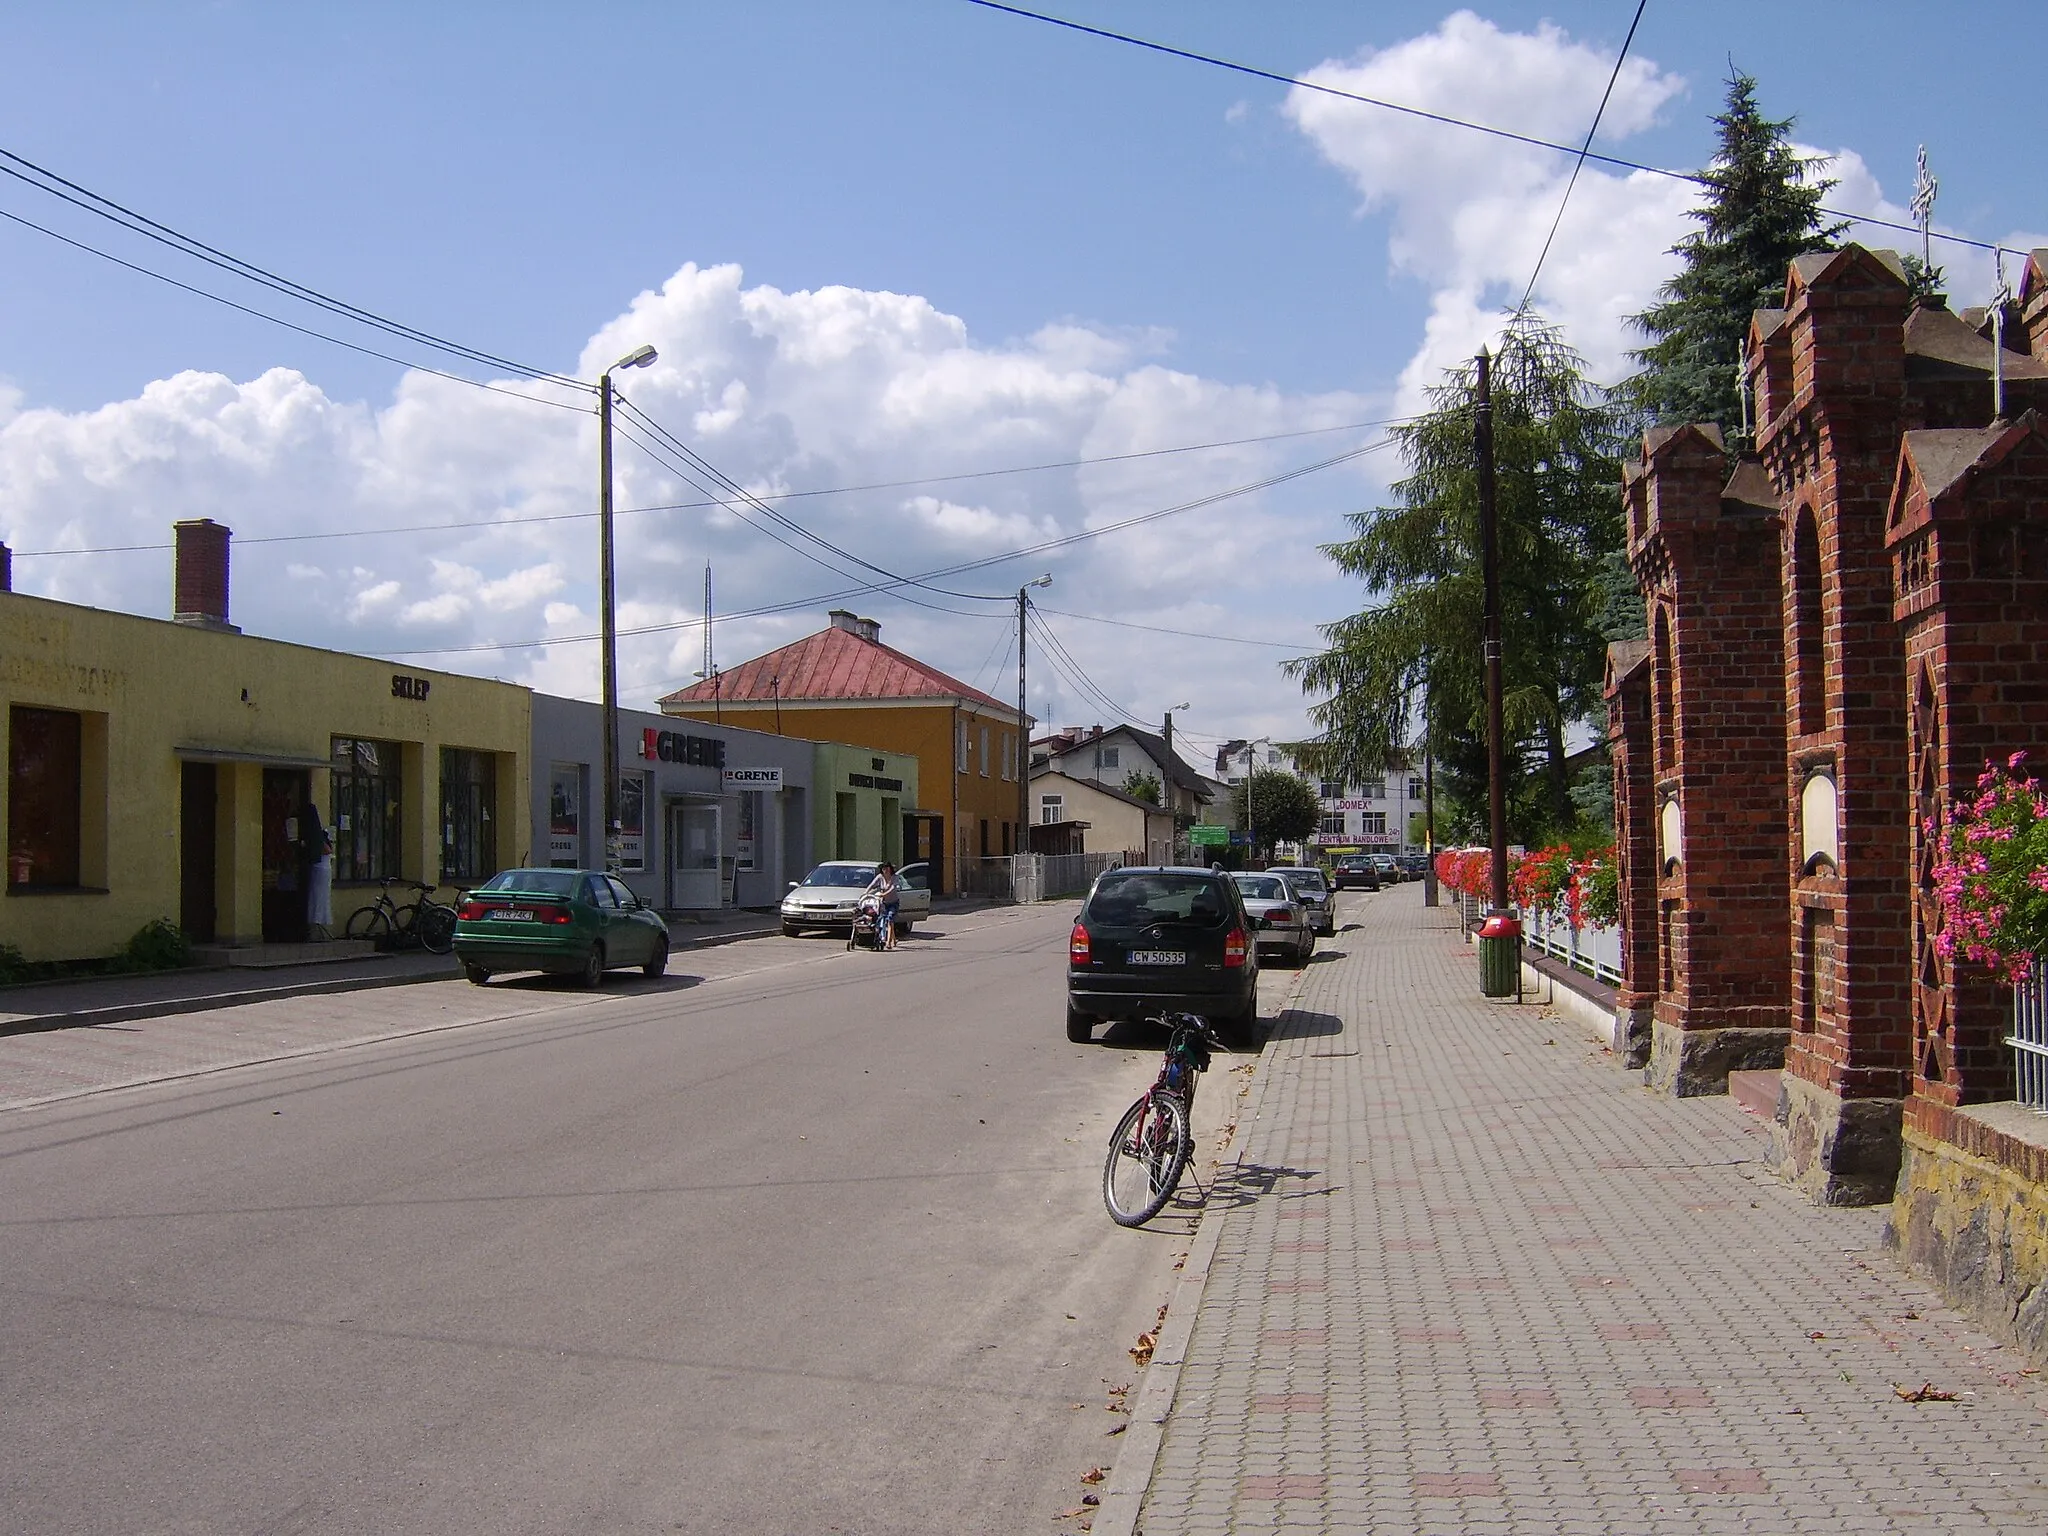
[658,610,1029,894]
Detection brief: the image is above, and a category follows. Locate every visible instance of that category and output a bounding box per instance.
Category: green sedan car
[453,868,671,987]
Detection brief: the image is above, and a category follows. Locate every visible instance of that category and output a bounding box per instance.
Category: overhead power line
[10,410,1416,560]
[1517,0,1650,315]
[0,146,588,390]
[375,433,1395,657]
[0,203,592,414]
[961,0,2026,258]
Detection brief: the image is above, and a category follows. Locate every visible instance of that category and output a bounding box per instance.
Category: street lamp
[1017,574,1052,867]
[1162,703,1190,862]
[599,342,659,872]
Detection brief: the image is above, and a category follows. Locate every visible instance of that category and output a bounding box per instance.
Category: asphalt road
[0,902,1264,1536]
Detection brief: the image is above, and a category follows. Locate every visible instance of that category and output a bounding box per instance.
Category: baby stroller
[848,892,889,952]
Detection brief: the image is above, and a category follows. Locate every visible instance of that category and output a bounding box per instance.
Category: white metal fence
[1523,905,1624,988]
[2010,960,2048,1113]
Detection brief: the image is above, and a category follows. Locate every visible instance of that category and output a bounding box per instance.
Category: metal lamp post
[1163,702,1189,860]
[599,343,658,871]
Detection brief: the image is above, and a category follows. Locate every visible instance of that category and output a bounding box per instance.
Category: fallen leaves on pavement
[1893,1381,1959,1402]
[1128,1332,1156,1367]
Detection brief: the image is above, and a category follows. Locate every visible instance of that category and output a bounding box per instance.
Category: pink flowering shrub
[1928,752,2048,984]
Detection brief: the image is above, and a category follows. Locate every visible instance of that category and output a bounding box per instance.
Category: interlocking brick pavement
[1111,887,2048,1535]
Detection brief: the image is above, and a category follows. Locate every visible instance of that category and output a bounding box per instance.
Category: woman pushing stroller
[860,862,902,951]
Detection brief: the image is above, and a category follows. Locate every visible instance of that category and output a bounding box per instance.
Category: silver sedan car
[780,861,932,937]
[1264,865,1334,936]
[1232,872,1315,965]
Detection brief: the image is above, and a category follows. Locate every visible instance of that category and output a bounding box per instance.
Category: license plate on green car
[496,909,536,921]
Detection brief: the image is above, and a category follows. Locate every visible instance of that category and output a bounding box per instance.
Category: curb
[1091,985,1298,1536]
[0,920,785,1040]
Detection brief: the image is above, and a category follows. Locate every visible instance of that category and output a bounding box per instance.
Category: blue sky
[3,3,2042,763]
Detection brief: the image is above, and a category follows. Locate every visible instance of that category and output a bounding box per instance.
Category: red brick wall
[1890,416,2048,1138]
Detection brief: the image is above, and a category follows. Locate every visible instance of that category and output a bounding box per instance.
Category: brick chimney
[173,518,238,631]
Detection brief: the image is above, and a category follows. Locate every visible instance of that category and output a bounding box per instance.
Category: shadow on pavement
[1204,1160,1334,1212]
[477,972,705,994]
[1264,1008,1343,1041]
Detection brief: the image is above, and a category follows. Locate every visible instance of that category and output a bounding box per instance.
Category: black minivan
[1066,866,1260,1046]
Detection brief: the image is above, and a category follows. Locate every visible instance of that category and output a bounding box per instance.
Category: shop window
[332,737,403,882]
[980,725,991,777]
[1319,813,1346,837]
[1361,812,1387,836]
[548,763,584,868]
[8,705,82,888]
[736,790,759,871]
[616,772,646,873]
[440,748,499,884]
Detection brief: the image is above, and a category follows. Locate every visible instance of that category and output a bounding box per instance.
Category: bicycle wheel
[1103,1090,1193,1227]
[416,903,456,955]
[345,905,391,943]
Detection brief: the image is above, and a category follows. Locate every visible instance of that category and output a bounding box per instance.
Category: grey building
[531,694,816,911]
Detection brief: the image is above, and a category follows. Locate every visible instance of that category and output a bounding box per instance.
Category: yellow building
[659,610,1027,895]
[2,521,528,962]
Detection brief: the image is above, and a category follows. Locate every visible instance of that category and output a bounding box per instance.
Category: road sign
[1187,823,1229,846]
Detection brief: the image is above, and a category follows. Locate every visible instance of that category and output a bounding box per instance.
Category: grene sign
[722,767,783,790]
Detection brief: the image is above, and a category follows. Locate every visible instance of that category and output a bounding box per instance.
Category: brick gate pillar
[1605,636,1655,1067]
[1758,247,1918,1201]
[1624,423,1792,1095]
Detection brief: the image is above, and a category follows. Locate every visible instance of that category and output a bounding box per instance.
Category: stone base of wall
[1612,1003,1654,1070]
[1766,1073,1902,1207]
[1644,1020,1788,1097]
[1885,1109,2048,1369]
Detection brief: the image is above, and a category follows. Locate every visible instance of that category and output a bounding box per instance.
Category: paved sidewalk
[1107,888,2048,1535]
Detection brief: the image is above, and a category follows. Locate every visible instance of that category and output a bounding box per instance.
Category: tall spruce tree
[1628,72,1845,436]
[1287,313,1627,845]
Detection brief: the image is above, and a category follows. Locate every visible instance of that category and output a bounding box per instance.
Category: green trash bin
[1477,912,1522,998]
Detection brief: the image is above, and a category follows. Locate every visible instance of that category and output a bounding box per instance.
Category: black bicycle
[344,877,457,954]
[1103,1013,1217,1227]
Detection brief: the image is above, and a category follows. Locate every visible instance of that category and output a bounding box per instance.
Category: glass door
[670,801,722,909]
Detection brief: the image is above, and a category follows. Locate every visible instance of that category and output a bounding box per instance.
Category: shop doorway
[904,813,944,895]
[669,801,722,910]
[261,767,311,943]
[179,761,218,943]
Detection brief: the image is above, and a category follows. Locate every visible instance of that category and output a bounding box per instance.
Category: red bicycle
[1103,1013,1215,1226]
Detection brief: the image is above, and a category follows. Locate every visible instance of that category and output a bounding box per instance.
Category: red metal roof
[658,622,1018,716]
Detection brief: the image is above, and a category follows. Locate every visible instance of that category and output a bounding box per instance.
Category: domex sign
[639,728,726,768]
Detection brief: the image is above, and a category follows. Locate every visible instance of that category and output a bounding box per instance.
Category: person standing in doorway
[301,798,333,939]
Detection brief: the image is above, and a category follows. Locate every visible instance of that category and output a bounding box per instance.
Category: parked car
[1395,852,1430,881]
[781,860,931,937]
[453,868,671,987]
[1370,852,1400,882]
[1067,866,1259,1046]
[1234,872,1316,965]
[1332,854,1380,891]
[1264,865,1334,936]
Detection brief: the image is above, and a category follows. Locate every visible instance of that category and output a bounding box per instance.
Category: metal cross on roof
[1909,144,1939,270]
[1992,248,2013,419]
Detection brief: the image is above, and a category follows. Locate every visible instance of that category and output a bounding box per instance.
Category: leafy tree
[1288,313,1628,846]
[1120,769,1162,805]
[1229,770,1319,858]
[1627,71,1844,437]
